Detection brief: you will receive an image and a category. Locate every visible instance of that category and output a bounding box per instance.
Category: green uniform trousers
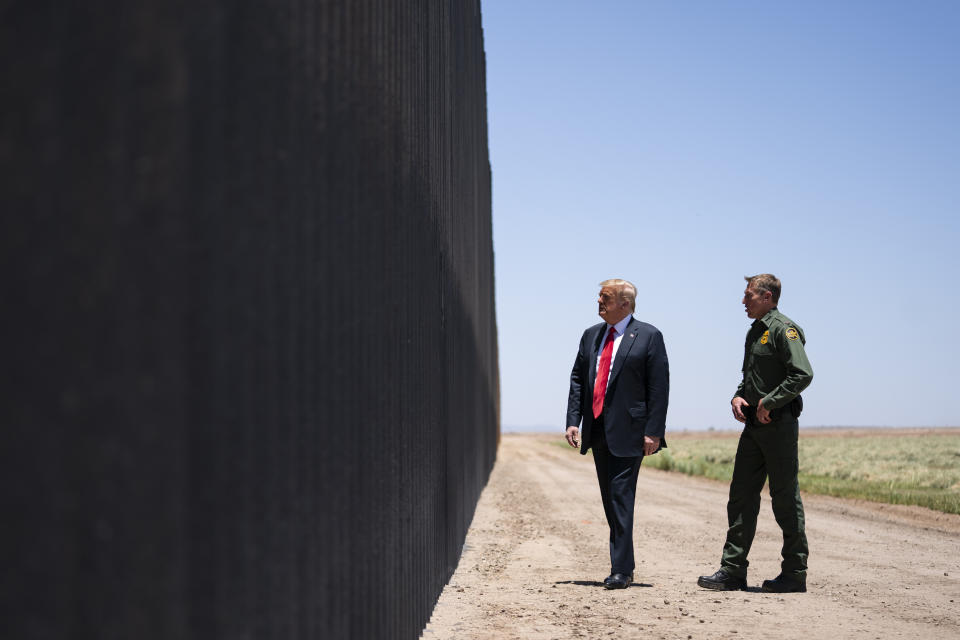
[720,414,808,579]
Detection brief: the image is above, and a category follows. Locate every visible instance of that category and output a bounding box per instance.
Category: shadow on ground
[554,580,654,588]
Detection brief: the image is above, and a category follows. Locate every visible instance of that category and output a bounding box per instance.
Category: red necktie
[592,326,617,418]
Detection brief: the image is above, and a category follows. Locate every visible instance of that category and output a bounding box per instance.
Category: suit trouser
[591,424,643,575]
[720,415,808,579]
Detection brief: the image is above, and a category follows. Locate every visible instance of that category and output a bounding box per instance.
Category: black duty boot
[761,573,806,593]
[697,569,747,591]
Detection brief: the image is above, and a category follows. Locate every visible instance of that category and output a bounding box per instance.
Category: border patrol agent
[698,273,813,593]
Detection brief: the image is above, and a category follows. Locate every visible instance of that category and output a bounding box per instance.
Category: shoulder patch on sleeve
[785,327,799,341]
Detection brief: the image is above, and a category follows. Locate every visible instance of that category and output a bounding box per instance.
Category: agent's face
[598,287,630,325]
[742,284,773,319]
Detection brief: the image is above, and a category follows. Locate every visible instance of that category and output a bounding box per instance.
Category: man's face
[742,284,773,319]
[598,287,629,324]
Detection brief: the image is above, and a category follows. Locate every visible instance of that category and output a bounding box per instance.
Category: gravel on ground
[422,432,960,640]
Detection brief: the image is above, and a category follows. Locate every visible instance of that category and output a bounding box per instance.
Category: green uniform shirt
[735,308,813,411]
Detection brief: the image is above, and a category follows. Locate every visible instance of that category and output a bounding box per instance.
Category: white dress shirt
[595,315,633,376]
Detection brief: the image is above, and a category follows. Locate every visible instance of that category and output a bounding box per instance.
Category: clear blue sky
[481,1,960,430]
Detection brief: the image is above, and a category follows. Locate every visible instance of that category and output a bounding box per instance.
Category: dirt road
[422,433,960,639]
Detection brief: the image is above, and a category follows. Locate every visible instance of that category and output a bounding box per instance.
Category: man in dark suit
[565,278,670,589]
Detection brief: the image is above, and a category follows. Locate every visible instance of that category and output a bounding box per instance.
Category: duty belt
[743,396,803,426]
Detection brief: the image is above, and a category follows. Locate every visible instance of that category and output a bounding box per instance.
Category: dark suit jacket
[566,316,669,457]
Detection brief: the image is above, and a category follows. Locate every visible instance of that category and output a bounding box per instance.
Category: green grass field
[640,429,960,515]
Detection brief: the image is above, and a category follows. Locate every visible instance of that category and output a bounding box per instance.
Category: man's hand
[643,435,661,456]
[565,426,580,448]
[731,396,749,423]
[756,399,771,424]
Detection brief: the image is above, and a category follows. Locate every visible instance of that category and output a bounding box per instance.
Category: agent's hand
[731,397,749,423]
[565,426,580,448]
[756,399,772,424]
[643,435,660,456]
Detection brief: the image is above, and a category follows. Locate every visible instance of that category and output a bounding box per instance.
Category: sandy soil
[422,432,960,639]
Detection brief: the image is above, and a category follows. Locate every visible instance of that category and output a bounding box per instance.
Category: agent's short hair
[744,273,781,304]
[599,278,637,312]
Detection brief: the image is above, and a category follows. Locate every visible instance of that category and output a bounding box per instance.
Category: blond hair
[598,278,637,312]
[744,273,781,304]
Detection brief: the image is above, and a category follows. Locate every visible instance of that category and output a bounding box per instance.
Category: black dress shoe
[697,569,747,591]
[761,573,806,593]
[603,573,633,589]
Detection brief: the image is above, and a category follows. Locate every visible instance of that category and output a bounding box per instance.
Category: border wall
[0,2,498,638]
